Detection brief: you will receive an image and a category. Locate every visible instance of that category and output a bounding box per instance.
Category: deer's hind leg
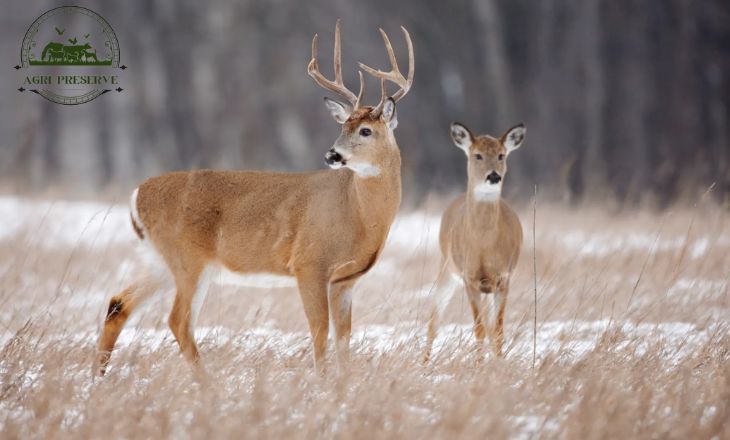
[97,274,165,376]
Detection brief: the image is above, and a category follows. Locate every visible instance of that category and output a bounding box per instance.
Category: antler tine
[334,19,343,84]
[379,28,400,76]
[359,25,414,103]
[307,20,360,108]
[398,26,415,101]
[354,71,365,109]
[372,78,387,114]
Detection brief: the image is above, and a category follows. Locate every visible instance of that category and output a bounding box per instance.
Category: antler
[359,26,414,109]
[308,19,364,110]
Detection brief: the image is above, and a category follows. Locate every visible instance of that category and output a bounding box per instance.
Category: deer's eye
[475,154,483,160]
[359,128,372,137]
[498,153,505,160]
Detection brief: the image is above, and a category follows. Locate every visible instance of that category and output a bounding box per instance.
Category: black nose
[486,171,502,184]
[325,149,343,165]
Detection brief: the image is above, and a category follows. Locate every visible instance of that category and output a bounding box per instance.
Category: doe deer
[96,20,414,375]
[424,122,526,361]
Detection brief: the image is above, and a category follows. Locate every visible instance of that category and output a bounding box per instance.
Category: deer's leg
[296,269,330,373]
[492,290,508,357]
[425,267,459,362]
[329,279,356,369]
[467,286,487,345]
[97,276,163,375]
[168,266,210,365]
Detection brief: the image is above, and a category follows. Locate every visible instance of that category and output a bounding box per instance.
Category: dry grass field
[0,196,728,439]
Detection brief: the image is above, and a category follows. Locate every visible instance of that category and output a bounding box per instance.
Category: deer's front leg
[479,276,510,357]
[466,281,487,345]
[168,266,209,367]
[329,279,355,369]
[492,284,508,357]
[296,269,330,373]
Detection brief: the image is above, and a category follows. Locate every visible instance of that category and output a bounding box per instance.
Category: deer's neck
[349,148,402,233]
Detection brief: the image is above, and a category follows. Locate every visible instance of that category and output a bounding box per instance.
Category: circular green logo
[19,6,122,105]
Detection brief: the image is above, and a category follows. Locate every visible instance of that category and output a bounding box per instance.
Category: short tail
[129,187,145,240]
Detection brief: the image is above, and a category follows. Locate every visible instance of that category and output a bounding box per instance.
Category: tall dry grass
[0,197,728,439]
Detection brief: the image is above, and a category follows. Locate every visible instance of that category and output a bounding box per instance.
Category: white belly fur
[210,264,297,288]
[133,238,297,289]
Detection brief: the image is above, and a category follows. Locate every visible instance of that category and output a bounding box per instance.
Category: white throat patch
[347,162,381,178]
[473,182,502,202]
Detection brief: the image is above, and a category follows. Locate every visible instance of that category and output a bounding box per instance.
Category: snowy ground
[0,196,728,438]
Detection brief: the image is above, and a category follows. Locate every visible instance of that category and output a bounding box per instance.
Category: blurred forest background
[0,0,728,206]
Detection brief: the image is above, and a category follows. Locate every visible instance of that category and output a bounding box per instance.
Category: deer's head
[309,20,413,178]
[450,122,526,202]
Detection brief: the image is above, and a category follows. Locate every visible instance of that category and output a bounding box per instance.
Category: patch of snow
[51,318,716,369]
[667,278,727,304]
[559,230,687,257]
[0,197,133,249]
[385,213,441,251]
[511,414,560,439]
[428,374,454,384]
[690,237,709,259]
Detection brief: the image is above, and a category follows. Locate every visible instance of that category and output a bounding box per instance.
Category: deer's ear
[324,97,350,124]
[450,122,473,155]
[501,123,526,152]
[380,98,397,130]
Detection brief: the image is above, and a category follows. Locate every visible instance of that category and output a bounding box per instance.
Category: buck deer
[424,122,526,361]
[96,20,413,375]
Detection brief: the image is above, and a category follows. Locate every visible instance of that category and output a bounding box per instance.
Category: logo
[16,6,126,105]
